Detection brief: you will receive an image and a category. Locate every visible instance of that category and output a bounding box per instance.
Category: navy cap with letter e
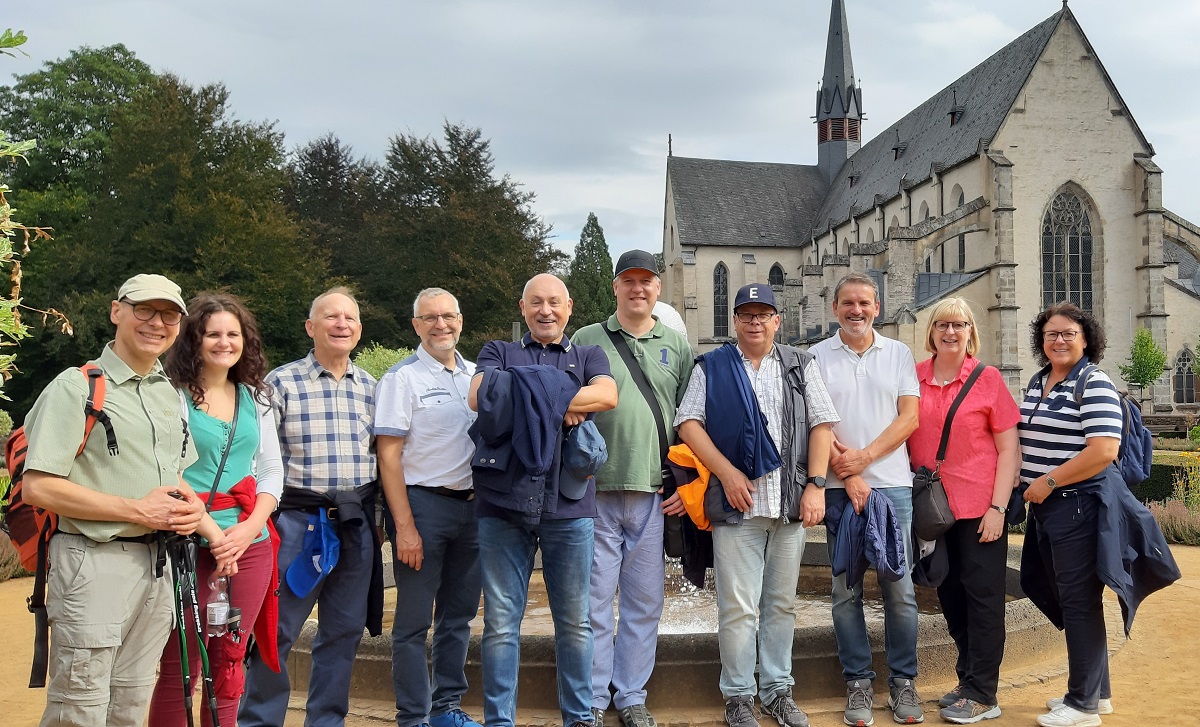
[733,283,778,312]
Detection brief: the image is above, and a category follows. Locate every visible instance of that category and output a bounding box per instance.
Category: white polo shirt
[374,345,477,491]
[809,330,920,489]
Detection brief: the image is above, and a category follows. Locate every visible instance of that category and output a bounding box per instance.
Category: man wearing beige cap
[23,273,234,727]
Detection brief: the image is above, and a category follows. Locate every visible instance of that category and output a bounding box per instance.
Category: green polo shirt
[573,315,694,492]
[23,343,198,542]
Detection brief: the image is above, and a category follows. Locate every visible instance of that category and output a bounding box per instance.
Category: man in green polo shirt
[22,273,232,727]
[574,250,693,727]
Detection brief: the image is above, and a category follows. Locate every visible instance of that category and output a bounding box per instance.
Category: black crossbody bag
[604,327,685,558]
[912,361,985,541]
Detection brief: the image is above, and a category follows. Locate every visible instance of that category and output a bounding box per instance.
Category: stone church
[660,0,1200,414]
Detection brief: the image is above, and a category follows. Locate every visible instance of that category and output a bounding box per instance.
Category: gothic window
[956,190,967,271]
[769,264,785,288]
[925,254,931,273]
[919,201,930,221]
[1175,350,1196,404]
[713,263,729,338]
[1041,192,1094,311]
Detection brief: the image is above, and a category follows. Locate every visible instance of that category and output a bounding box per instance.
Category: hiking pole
[175,535,222,727]
[166,534,197,727]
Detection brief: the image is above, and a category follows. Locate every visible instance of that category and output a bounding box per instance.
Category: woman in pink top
[907,297,1020,724]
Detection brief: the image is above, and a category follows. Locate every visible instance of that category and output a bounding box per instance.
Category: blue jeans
[478,516,594,727]
[590,490,665,710]
[240,506,374,727]
[386,488,482,727]
[827,487,919,685]
[712,517,806,702]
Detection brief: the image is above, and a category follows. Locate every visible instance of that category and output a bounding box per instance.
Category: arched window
[1175,349,1196,404]
[769,264,785,288]
[924,254,931,273]
[713,263,729,338]
[1041,191,1094,310]
[841,238,849,256]
[956,190,967,271]
[918,201,930,221]
[951,185,964,208]
[866,228,875,244]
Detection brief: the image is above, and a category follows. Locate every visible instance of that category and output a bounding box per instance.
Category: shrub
[1139,452,1187,503]
[352,343,414,380]
[1159,435,1199,451]
[0,409,12,440]
[1149,500,1200,546]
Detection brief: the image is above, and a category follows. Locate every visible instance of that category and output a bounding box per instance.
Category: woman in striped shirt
[1018,302,1122,727]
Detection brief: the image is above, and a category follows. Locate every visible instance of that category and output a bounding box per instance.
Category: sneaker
[939,699,1001,724]
[937,685,963,709]
[725,695,761,727]
[593,708,607,727]
[1035,705,1102,727]
[844,679,875,726]
[887,679,924,724]
[430,710,482,727]
[1046,697,1112,715]
[762,693,810,727]
[619,704,657,727]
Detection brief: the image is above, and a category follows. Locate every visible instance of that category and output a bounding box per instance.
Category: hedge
[1140,452,1189,503]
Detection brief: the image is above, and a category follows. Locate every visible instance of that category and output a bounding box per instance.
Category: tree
[350,121,563,355]
[1120,326,1167,392]
[566,213,614,330]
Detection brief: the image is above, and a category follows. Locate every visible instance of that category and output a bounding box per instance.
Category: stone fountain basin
[288,535,1062,708]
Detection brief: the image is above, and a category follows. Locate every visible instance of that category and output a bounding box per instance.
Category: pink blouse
[908,355,1020,519]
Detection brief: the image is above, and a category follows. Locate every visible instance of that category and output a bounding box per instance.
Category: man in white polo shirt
[377,287,483,727]
[809,272,923,726]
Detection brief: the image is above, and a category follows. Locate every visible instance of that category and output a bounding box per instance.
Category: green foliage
[566,213,615,331]
[1190,425,1200,444]
[0,409,12,439]
[1159,434,1200,451]
[0,28,27,58]
[2,52,329,415]
[1147,452,1200,545]
[1119,326,1166,389]
[295,122,563,358]
[352,343,414,380]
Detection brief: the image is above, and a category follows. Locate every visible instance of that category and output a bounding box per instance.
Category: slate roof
[668,156,828,248]
[915,271,988,308]
[810,12,1065,234]
[1166,239,1199,280]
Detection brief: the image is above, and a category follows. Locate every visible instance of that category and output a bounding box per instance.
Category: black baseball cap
[733,283,778,312]
[613,250,659,279]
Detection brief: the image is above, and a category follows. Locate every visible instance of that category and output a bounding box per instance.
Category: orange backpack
[0,363,117,687]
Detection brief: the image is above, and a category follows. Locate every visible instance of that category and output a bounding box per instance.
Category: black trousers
[936,515,1009,705]
[1031,489,1109,714]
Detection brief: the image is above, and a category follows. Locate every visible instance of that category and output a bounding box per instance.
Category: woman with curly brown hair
[1018,302,1120,727]
[149,292,284,727]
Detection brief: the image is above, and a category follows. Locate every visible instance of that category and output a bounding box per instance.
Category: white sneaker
[1046,697,1113,715]
[1036,704,1102,727]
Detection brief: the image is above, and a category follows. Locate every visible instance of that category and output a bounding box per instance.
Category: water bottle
[207,575,230,637]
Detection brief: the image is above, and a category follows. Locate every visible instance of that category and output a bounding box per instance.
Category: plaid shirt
[267,351,377,493]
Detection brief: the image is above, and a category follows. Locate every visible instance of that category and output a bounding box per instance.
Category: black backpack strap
[83,365,119,456]
[26,516,52,688]
[935,361,987,465]
[604,326,672,485]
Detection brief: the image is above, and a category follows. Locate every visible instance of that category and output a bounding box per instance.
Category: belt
[411,485,475,501]
[110,533,160,544]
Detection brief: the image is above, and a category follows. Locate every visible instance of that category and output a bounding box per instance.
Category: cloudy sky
[9,1,1200,261]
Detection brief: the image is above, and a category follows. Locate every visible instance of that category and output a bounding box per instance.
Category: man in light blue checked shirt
[241,286,380,727]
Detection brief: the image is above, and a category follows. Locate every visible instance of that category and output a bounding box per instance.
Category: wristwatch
[806,476,827,489]
[989,504,1007,515]
[1045,475,1058,490]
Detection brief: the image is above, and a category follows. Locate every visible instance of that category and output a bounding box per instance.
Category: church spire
[816,0,863,183]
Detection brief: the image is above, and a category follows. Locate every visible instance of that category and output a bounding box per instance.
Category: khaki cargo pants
[39,533,174,727]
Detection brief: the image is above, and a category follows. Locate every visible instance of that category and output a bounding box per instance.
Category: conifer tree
[566,213,615,330]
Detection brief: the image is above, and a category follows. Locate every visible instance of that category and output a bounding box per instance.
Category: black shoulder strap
[935,361,987,464]
[604,326,670,465]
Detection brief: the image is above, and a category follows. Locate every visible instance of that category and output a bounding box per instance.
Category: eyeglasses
[416,312,460,324]
[121,300,182,326]
[1043,330,1080,342]
[735,311,777,324]
[933,321,971,332]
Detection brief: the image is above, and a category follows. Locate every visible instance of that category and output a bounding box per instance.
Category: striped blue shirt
[267,351,377,493]
[1018,357,1122,485]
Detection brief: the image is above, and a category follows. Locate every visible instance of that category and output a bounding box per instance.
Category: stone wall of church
[991,17,1154,393]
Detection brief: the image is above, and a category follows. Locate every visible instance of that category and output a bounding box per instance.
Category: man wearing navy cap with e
[674,283,838,727]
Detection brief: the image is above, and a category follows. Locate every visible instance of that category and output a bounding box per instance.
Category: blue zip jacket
[1021,465,1180,636]
[469,365,582,526]
[825,489,908,587]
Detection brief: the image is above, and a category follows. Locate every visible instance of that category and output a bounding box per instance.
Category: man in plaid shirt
[241,286,379,727]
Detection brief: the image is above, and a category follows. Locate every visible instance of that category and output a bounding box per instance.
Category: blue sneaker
[430,709,483,727]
